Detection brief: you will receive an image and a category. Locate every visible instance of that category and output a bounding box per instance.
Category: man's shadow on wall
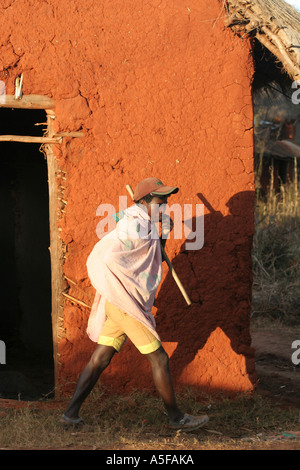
[155,190,257,392]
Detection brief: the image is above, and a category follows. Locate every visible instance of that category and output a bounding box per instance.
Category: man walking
[62,177,209,430]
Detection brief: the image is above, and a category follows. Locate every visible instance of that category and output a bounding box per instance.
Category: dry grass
[252,181,300,326]
[0,387,299,450]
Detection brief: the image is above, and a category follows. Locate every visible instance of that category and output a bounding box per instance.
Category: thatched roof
[225,0,300,81]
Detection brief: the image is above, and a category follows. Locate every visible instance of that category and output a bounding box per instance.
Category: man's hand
[159,213,173,249]
[161,213,174,235]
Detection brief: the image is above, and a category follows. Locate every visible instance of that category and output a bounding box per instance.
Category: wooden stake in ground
[125,184,192,306]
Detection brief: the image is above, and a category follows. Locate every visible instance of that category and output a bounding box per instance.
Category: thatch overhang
[225,0,300,82]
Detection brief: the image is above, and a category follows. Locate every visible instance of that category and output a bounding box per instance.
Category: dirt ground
[251,326,300,409]
[239,326,300,450]
[1,326,300,451]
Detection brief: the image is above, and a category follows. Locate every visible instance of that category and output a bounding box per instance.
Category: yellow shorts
[98,300,161,354]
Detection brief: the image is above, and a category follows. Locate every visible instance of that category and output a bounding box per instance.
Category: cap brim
[151,186,179,196]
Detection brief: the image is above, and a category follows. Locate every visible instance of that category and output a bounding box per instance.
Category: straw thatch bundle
[225,0,300,81]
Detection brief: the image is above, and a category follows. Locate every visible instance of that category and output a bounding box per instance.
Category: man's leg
[146,346,184,423]
[63,344,116,420]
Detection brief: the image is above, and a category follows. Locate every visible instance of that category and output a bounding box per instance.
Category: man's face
[143,195,168,221]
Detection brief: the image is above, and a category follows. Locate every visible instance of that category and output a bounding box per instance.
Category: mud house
[0,0,299,400]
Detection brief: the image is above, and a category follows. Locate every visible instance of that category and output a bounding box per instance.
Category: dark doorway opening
[0,108,54,400]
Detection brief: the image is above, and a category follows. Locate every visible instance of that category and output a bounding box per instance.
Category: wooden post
[45,109,66,394]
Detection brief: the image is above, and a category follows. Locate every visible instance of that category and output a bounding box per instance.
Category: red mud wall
[0,0,256,396]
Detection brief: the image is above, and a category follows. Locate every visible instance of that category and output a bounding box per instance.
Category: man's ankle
[168,409,184,423]
[63,409,79,420]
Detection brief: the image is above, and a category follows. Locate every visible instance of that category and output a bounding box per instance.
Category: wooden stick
[0,94,55,109]
[62,292,91,309]
[126,184,192,306]
[0,135,62,144]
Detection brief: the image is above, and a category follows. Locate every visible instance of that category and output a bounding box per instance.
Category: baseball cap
[133,177,179,202]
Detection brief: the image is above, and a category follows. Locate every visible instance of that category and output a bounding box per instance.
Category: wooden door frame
[0,95,63,392]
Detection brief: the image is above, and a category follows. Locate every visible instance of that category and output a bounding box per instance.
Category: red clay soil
[0,0,256,397]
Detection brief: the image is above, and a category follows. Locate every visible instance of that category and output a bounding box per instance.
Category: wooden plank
[0,94,55,109]
[0,135,62,143]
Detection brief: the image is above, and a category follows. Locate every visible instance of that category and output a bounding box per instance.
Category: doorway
[0,108,54,400]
